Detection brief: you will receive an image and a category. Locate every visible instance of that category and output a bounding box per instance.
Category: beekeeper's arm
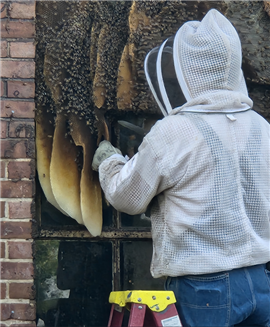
[92,137,169,215]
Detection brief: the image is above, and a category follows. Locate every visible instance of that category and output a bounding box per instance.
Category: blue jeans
[165,264,270,327]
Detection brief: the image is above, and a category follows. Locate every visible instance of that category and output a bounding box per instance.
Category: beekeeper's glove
[92,140,122,171]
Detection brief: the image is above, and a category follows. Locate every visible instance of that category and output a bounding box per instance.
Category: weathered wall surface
[0,1,36,326]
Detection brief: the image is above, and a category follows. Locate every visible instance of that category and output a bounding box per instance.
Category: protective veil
[144,36,186,116]
[98,9,270,277]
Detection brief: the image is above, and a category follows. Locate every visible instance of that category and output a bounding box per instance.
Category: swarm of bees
[35,1,270,235]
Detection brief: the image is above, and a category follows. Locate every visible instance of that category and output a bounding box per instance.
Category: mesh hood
[144,37,186,116]
[145,9,253,116]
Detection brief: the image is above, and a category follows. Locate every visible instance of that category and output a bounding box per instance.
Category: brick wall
[1,1,36,326]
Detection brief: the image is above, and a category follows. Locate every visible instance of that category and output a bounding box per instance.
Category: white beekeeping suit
[93,9,270,278]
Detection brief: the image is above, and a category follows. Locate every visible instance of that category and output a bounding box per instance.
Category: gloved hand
[92,140,122,171]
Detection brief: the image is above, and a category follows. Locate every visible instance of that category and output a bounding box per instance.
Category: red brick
[8,161,34,179]
[0,302,36,321]
[0,261,34,280]
[1,120,8,138]
[0,242,6,258]
[0,201,5,218]
[1,283,6,299]
[1,221,32,239]
[1,161,6,178]
[0,180,34,198]
[7,80,35,98]
[10,2,35,19]
[1,3,7,19]
[7,80,33,98]
[0,41,8,58]
[2,61,35,79]
[1,80,5,97]
[10,42,35,59]
[8,241,33,259]
[9,201,32,219]
[9,282,35,299]
[1,140,26,158]
[1,139,35,159]
[1,20,35,38]
[0,100,35,118]
[9,121,35,138]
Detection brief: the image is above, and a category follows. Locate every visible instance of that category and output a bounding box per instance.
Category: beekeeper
[92,9,270,326]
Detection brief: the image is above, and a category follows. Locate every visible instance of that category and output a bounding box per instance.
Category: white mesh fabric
[99,110,270,277]
[99,9,269,278]
[171,9,253,113]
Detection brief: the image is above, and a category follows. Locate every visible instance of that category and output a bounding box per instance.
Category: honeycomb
[35,1,270,235]
[36,0,225,236]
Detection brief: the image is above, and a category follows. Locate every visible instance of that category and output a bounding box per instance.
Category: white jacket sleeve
[98,136,170,215]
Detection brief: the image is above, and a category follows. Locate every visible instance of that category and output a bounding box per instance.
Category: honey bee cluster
[36,1,95,132]
[36,1,270,127]
[36,1,230,127]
